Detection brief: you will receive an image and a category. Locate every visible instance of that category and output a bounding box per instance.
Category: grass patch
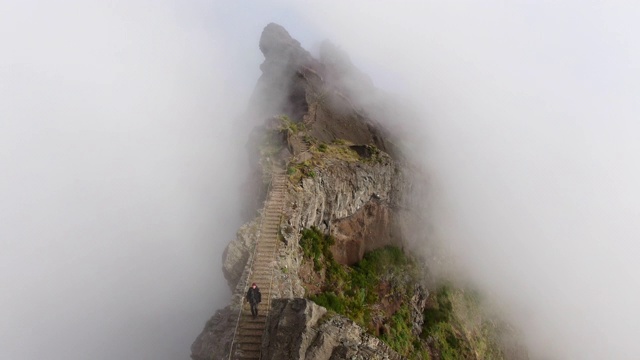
[299,227,422,357]
[422,285,505,359]
[278,114,305,134]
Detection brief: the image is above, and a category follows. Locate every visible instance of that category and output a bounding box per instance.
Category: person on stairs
[246,283,262,319]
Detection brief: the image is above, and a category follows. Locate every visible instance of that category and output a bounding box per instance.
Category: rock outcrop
[191,306,238,360]
[261,299,404,360]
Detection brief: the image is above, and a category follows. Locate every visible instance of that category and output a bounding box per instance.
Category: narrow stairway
[230,169,287,360]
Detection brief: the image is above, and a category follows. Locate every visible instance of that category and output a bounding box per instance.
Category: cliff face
[223,22,412,299]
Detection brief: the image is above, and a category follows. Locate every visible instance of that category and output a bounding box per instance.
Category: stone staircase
[230,169,287,360]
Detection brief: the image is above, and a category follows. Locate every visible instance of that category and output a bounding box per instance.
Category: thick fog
[0,1,260,359]
[3,1,640,359]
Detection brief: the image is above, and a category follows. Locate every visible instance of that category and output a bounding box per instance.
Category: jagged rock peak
[259,23,302,56]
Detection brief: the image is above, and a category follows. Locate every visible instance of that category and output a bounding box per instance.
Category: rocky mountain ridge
[192,23,526,360]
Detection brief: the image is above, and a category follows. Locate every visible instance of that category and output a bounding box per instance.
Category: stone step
[251,261,275,267]
[234,352,260,360]
[258,232,279,238]
[238,328,264,337]
[239,321,266,330]
[250,269,273,275]
[241,313,267,321]
[252,260,276,266]
[250,272,273,278]
[256,237,278,242]
[260,236,279,241]
[250,271,273,277]
[238,315,265,321]
[258,236,279,242]
[254,252,275,258]
[246,277,271,284]
[263,215,282,220]
[263,211,282,216]
[234,354,260,360]
[257,237,278,242]
[251,264,274,270]
[250,271,272,277]
[255,247,277,253]
[255,245,277,250]
[255,248,278,253]
[256,240,278,245]
[263,212,282,217]
[237,342,261,352]
[251,269,273,275]
[237,334,262,344]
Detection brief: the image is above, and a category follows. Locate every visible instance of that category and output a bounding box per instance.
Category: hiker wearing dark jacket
[246,283,262,318]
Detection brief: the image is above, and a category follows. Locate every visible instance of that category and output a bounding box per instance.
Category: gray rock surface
[261,299,404,360]
[190,306,237,360]
[222,218,260,290]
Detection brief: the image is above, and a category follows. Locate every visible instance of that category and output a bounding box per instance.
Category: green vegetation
[299,227,507,359]
[278,114,305,134]
[422,285,505,360]
[287,160,317,183]
[299,227,424,358]
[308,141,360,163]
